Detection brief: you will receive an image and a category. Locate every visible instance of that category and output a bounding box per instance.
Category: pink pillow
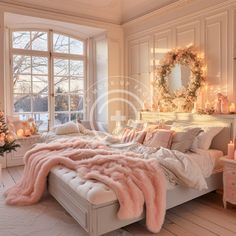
[121,129,146,144]
[143,129,174,148]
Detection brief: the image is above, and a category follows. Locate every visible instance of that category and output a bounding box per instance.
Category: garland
[153,46,206,112]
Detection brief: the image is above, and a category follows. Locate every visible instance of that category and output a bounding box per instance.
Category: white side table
[221,157,236,208]
[6,135,42,167]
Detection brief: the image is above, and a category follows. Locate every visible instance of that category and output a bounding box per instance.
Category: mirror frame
[153,46,206,112]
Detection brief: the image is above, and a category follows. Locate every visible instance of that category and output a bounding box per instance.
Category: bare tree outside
[12,30,85,131]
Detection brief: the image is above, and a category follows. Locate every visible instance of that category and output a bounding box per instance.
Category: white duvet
[43,131,216,191]
[149,148,212,191]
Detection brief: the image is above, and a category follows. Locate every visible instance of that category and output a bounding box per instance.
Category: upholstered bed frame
[48,113,236,236]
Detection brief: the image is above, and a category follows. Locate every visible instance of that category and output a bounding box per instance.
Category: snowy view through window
[12,31,85,131]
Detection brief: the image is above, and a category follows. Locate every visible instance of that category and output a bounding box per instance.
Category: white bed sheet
[187,149,223,178]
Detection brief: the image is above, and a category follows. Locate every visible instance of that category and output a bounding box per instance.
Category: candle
[0,163,2,184]
[6,131,16,143]
[228,141,235,159]
[205,101,211,110]
[24,129,31,137]
[229,102,235,113]
[17,129,24,138]
[204,83,208,102]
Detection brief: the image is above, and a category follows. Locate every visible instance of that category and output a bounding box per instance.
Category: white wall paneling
[127,36,153,119]
[125,1,236,117]
[154,29,172,66]
[175,21,201,47]
[204,12,228,101]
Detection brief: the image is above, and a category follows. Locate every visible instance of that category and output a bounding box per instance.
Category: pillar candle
[0,163,2,184]
[229,102,235,113]
[228,141,235,159]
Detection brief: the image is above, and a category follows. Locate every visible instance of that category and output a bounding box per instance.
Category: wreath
[153,46,206,112]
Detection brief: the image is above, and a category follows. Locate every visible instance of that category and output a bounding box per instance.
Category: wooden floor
[1,166,236,236]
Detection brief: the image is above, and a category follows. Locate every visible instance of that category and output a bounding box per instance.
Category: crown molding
[124,0,236,40]
[122,0,194,26]
[0,0,122,28]
[122,0,236,27]
[0,0,192,26]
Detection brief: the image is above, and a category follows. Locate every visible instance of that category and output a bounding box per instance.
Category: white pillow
[55,122,79,135]
[191,127,223,150]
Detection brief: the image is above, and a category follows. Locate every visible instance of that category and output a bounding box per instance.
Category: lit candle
[24,129,31,137]
[204,83,208,102]
[0,163,2,185]
[17,129,24,138]
[6,131,16,143]
[229,102,235,114]
[205,83,208,94]
[205,101,211,110]
[228,141,235,159]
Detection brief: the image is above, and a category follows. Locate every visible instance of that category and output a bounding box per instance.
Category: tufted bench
[48,166,144,236]
[50,166,117,205]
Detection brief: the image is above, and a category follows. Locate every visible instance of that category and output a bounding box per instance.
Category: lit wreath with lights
[153,46,206,112]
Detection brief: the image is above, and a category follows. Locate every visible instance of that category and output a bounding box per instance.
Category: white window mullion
[30,54,33,118]
[48,29,54,130]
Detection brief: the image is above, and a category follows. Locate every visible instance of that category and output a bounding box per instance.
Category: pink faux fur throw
[4,138,166,233]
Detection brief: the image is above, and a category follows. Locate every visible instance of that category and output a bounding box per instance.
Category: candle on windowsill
[205,101,211,110]
[229,102,235,114]
[228,141,235,159]
[17,129,24,138]
[0,163,2,185]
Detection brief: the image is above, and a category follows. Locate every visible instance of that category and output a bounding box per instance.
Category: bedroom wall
[123,0,236,119]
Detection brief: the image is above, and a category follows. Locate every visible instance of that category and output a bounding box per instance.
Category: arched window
[11,30,86,131]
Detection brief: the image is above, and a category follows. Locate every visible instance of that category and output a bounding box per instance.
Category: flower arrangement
[0,111,20,156]
[153,46,206,112]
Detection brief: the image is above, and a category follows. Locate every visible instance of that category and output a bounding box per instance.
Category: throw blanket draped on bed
[4,138,166,233]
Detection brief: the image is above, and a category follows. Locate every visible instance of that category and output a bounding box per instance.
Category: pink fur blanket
[4,138,166,233]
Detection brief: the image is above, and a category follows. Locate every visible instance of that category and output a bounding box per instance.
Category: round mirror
[168,64,191,96]
[153,47,206,112]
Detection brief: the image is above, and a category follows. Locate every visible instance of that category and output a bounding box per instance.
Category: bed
[48,114,234,236]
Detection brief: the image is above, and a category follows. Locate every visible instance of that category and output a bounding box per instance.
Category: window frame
[9,28,87,130]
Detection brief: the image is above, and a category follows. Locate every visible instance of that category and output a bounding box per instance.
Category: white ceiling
[2,0,180,24]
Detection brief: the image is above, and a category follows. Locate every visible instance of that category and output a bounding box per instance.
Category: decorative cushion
[55,122,79,135]
[171,128,202,153]
[143,129,174,148]
[191,127,224,150]
[121,129,146,144]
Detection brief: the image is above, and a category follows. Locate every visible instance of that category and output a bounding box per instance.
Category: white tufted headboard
[138,112,236,155]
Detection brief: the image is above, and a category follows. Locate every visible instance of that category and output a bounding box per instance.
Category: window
[11,30,86,131]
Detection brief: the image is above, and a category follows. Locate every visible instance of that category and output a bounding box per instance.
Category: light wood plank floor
[1,166,236,236]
